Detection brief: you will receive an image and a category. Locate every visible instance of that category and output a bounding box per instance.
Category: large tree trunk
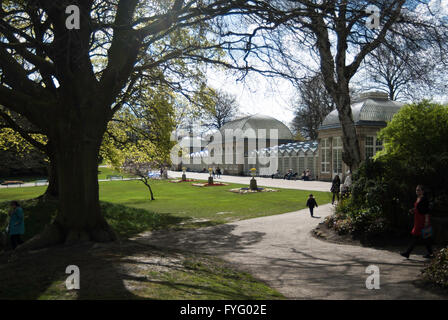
[335,91,362,172]
[42,146,58,199]
[19,121,116,251]
[51,137,116,244]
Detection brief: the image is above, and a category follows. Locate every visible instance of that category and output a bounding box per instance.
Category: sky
[205,0,448,130]
[206,68,297,128]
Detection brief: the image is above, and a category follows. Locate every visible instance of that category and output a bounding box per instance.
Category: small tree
[122,161,156,201]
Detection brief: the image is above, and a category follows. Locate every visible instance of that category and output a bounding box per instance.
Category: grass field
[0,179,332,239]
[0,179,330,300]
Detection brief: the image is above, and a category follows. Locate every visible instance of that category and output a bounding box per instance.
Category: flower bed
[168,179,197,183]
[191,182,229,187]
[228,187,278,194]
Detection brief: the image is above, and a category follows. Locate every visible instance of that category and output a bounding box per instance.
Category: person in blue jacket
[8,200,24,249]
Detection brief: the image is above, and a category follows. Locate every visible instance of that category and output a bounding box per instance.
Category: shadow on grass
[0,199,187,243]
[0,240,282,300]
[134,223,266,256]
[100,202,185,239]
[0,198,281,299]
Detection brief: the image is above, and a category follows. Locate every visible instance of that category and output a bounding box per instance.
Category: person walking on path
[306,194,318,217]
[330,175,341,205]
[400,185,433,259]
[8,200,25,250]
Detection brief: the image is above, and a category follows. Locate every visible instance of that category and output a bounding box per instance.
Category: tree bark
[43,146,58,199]
[51,137,117,244]
[142,178,155,201]
[335,90,362,172]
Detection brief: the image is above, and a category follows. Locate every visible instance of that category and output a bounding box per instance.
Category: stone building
[183,114,295,175]
[180,92,404,180]
[316,91,404,181]
[249,141,319,178]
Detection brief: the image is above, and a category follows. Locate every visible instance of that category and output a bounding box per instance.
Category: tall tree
[291,74,335,140]
[360,44,444,101]
[235,0,448,170]
[0,0,266,247]
[200,88,239,131]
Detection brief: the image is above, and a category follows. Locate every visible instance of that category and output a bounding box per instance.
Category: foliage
[326,102,448,241]
[376,101,448,216]
[101,84,176,170]
[0,109,48,177]
[326,197,391,238]
[421,247,448,289]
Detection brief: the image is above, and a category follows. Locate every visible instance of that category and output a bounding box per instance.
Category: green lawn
[0,179,331,238]
[0,179,328,300]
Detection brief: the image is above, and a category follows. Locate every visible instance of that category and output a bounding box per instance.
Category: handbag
[421,226,433,239]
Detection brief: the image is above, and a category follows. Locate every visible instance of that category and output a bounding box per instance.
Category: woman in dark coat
[330,175,341,205]
[400,185,433,259]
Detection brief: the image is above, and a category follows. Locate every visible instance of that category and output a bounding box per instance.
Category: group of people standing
[329,171,352,205]
[212,167,222,179]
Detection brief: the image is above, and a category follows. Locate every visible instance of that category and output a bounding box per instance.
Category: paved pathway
[168,171,332,192]
[0,178,140,189]
[135,203,447,299]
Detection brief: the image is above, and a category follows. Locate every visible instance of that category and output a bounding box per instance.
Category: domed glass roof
[320,92,404,129]
[219,114,294,140]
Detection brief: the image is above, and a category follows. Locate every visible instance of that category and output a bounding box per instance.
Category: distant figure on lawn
[306,194,318,217]
[8,200,24,250]
[400,185,434,259]
[330,175,341,205]
[216,167,221,179]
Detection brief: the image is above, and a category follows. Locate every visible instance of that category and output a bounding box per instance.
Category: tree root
[16,223,64,252]
[16,222,117,252]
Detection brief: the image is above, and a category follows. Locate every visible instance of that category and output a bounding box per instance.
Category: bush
[421,247,448,289]
[325,196,392,238]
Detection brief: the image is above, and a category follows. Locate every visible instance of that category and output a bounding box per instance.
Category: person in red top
[400,185,433,259]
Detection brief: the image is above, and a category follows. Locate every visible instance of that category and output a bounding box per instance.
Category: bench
[1,180,25,187]
[34,179,49,186]
[106,175,123,180]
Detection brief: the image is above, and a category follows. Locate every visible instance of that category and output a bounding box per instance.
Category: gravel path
[134,203,447,299]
